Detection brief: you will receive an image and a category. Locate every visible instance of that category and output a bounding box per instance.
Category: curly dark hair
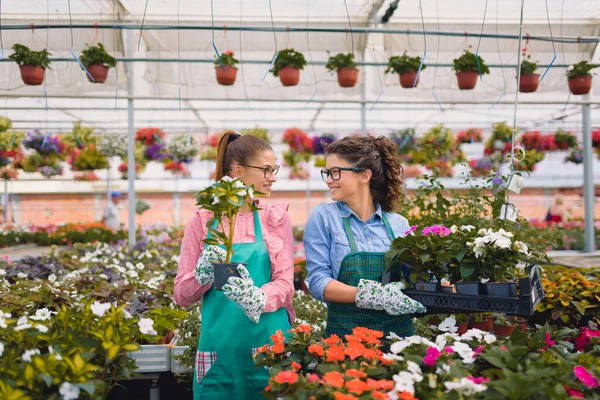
[326,135,404,211]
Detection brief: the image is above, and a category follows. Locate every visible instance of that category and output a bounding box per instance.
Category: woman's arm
[323,280,358,303]
[173,214,212,308]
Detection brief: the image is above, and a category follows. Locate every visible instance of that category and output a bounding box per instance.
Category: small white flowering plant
[97,132,128,158]
[167,134,199,163]
[194,176,260,263]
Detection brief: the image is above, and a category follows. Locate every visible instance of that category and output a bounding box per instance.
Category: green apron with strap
[325,208,414,338]
[193,210,291,400]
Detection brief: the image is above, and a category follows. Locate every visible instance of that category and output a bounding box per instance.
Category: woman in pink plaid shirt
[174,131,295,399]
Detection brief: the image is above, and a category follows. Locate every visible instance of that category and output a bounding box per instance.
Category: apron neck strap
[340,208,396,253]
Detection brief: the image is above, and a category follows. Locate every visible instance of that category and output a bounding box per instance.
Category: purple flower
[312,135,336,155]
[422,225,451,237]
[145,143,167,161]
[404,225,417,235]
[492,170,503,185]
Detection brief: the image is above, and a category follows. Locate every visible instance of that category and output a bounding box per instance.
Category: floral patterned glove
[222,265,267,323]
[194,245,227,287]
[355,279,427,315]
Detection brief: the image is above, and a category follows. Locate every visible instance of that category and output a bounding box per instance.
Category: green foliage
[567,60,597,79]
[0,130,24,152]
[171,303,201,383]
[241,127,271,143]
[520,59,538,75]
[213,51,239,67]
[292,291,327,335]
[79,43,117,68]
[270,49,307,77]
[8,44,51,69]
[325,52,357,72]
[194,177,261,263]
[135,199,151,215]
[385,52,426,75]
[453,49,490,74]
[0,116,12,132]
[60,122,98,149]
[554,129,578,150]
[72,147,109,171]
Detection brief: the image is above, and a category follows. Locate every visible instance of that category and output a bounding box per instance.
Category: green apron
[193,210,291,400]
[326,207,414,338]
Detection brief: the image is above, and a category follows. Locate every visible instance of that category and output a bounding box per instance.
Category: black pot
[415,281,439,292]
[213,262,244,291]
[441,286,454,294]
[455,282,483,296]
[486,282,517,298]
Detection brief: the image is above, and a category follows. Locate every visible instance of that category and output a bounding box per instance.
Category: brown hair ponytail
[214,130,273,181]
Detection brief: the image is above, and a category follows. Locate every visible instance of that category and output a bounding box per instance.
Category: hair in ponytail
[214,130,273,181]
[326,135,404,211]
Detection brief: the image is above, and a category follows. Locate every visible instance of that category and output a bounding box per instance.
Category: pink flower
[474,345,485,354]
[574,366,599,388]
[467,376,489,385]
[423,346,440,366]
[404,225,417,236]
[540,332,556,352]
[224,50,235,55]
[443,346,454,354]
[564,386,584,398]
[500,346,508,351]
[421,225,451,237]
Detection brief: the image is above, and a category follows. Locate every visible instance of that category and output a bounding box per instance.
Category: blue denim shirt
[303,201,410,302]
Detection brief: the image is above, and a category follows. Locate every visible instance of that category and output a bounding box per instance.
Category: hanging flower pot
[336,68,359,87]
[19,65,45,86]
[215,66,238,86]
[278,67,301,87]
[568,75,592,95]
[86,64,110,83]
[456,71,479,90]
[519,74,540,93]
[399,71,419,88]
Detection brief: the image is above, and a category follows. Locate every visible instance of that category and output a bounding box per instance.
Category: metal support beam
[309,107,324,131]
[185,101,209,133]
[123,29,136,249]
[581,94,595,253]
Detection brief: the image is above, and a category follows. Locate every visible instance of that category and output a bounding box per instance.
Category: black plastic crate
[399,265,545,317]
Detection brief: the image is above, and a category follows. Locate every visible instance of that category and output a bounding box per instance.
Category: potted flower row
[8,43,116,86]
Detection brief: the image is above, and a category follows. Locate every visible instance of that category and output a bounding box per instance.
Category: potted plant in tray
[452,49,490,90]
[194,176,261,290]
[79,42,117,83]
[9,44,51,85]
[214,50,239,86]
[385,52,426,88]
[567,60,597,95]
[492,313,518,337]
[270,48,307,86]
[325,52,359,88]
[519,53,539,93]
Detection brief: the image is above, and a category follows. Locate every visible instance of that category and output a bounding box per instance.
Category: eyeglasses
[320,167,365,182]
[238,164,280,178]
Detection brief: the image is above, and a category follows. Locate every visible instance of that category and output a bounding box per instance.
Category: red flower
[270,330,285,344]
[291,361,302,371]
[467,376,490,384]
[564,386,584,398]
[272,342,285,354]
[274,370,299,385]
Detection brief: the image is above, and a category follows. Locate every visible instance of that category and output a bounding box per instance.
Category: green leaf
[419,253,432,264]
[460,264,476,279]
[571,301,586,315]
[456,249,466,262]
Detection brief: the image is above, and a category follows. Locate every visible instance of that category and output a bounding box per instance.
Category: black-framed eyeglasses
[320,167,365,182]
[238,164,280,178]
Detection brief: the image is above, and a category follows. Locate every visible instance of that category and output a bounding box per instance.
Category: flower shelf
[170,345,192,374]
[390,266,544,317]
[128,344,171,373]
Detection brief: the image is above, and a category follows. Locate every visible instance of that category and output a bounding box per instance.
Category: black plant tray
[394,266,544,317]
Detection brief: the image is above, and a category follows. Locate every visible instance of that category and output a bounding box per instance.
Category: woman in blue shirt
[303,135,425,337]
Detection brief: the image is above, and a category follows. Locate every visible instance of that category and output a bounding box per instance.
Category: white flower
[461,328,486,341]
[212,195,220,205]
[22,349,41,362]
[47,274,56,282]
[30,308,54,321]
[460,225,475,232]
[247,187,255,199]
[494,236,512,249]
[48,346,63,361]
[483,334,497,344]
[99,273,108,280]
[17,272,28,279]
[91,301,112,317]
[35,325,49,333]
[514,240,529,255]
[444,377,487,395]
[126,270,139,278]
[393,371,416,394]
[382,353,404,362]
[221,176,233,182]
[122,309,133,319]
[59,382,81,400]
[450,342,475,362]
[0,341,4,357]
[428,373,438,389]
[406,360,423,377]
[236,189,247,197]
[438,316,458,333]
[17,316,29,326]
[0,269,6,276]
[450,225,458,233]
[138,317,158,336]
[233,180,245,188]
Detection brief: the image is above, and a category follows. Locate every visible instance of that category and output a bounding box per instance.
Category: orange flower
[345,369,367,378]
[345,334,362,342]
[323,371,345,388]
[272,342,285,354]
[307,373,320,383]
[398,391,418,400]
[360,347,378,360]
[345,341,366,360]
[264,383,272,391]
[291,361,302,371]
[334,393,358,400]
[308,344,325,356]
[378,354,394,365]
[367,379,395,391]
[345,378,370,395]
[326,345,346,362]
[352,327,383,345]
[372,391,389,400]
[324,334,342,346]
[289,324,312,334]
[274,370,299,385]
[270,330,285,344]
[257,344,271,354]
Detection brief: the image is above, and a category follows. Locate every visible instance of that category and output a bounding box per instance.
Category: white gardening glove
[222,265,267,323]
[355,279,427,315]
[194,245,227,286]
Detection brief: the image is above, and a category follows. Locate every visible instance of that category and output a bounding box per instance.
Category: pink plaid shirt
[174,201,295,324]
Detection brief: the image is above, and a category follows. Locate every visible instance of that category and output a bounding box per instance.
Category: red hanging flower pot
[456,71,479,90]
[278,67,301,87]
[19,65,45,85]
[336,68,358,88]
[215,65,238,86]
[86,64,110,83]
[568,75,592,95]
[519,74,540,93]
[400,70,420,88]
